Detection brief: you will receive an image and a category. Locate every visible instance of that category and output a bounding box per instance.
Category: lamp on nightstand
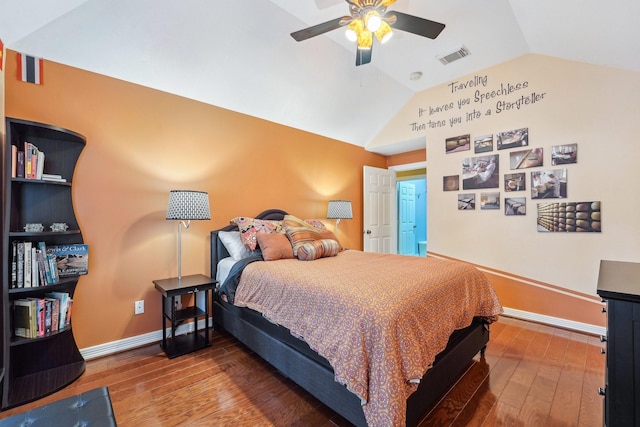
[327,200,353,232]
[166,190,211,280]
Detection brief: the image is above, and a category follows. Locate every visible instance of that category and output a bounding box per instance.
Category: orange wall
[4,52,386,348]
[386,149,425,168]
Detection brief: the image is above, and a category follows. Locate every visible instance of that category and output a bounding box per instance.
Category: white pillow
[216,257,237,284]
[219,231,252,261]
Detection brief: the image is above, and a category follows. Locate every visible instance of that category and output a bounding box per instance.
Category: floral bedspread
[233,250,503,426]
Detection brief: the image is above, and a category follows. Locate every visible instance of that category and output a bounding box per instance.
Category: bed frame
[210,209,489,426]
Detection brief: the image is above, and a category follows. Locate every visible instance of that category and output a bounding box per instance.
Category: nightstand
[153,274,217,359]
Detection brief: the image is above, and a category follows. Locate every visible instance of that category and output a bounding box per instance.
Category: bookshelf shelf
[1,118,87,410]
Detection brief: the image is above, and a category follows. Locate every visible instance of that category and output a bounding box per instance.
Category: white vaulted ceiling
[1,0,639,154]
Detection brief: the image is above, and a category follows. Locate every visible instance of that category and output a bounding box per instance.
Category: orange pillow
[256,232,294,261]
[283,215,322,256]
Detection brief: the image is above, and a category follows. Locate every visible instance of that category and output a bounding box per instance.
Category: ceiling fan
[291,0,446,66]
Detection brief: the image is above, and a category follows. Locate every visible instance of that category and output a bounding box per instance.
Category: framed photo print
[497,127,528,150]
[462,154,499,189]
[551,143,578,165]
[510,148,543,169]
[458,194,475,210]
[505,197,526,215]
[504,173,526,191]
[531,169,567,199]
[480,192,500,210]
[445,134,471,153]
[474,134,493,153]
[537,201,601,232]
[443,175,460,191]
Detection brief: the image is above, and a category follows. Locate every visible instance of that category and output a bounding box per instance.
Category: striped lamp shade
[327,200,353,220]
[166,190,211,220]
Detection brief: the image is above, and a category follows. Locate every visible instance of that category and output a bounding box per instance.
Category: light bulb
[345,19,363,42]
[364,11,382,32]
[375,21,393,44]
[346,28,357,42]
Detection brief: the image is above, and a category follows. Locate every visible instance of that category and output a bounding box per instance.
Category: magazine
[46,244,89,277]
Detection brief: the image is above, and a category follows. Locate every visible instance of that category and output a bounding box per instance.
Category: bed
[210,209,502,426]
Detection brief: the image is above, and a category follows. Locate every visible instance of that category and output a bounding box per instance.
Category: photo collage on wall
[443,129,598,230]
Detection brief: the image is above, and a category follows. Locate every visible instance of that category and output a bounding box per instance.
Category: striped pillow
[297,239,341,261]
[283,215,321,256]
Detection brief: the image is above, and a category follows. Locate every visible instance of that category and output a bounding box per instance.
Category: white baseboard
[502,307,606,337]
[80,309,606,360]
[80,317,212,360]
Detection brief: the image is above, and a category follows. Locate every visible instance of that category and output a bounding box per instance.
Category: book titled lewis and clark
[48,244,89,277]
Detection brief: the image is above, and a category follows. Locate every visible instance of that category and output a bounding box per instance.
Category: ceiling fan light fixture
[364,10,382,32]
[375,20,393,43]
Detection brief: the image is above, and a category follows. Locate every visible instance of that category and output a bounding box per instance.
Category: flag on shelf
[17,52,44,84]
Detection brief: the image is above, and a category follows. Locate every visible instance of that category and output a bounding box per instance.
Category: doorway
[396,171,427,256]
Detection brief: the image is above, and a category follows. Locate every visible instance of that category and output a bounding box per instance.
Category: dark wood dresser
[597,260,640,427]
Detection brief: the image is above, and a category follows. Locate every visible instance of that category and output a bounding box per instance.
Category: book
[24,241,32,287]
[24,142,32,179]
[48,244,89,277]
[36,150,45,180]
[31,246,39,287]
[28,143,39,179]
[11,241,17,288]
[41,176,67,183]
[41,173,66,183]
[16,151,25,178]
[37,242,53,284]
[11,145,17,178]
[36,249,49,286]
[45,292,70,330]
[17,242,24,287]
[13,299,35,338]
[46,298,60,332]
[27,298,46,337]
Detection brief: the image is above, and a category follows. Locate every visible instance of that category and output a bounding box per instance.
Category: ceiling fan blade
[390,11,445,39]
[291,16,350,41]
[356,45,372,66]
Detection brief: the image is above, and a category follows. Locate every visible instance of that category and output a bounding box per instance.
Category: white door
[363,166,396,253]
[398,182,416,255]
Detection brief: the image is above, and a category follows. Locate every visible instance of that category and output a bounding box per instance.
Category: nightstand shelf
[153,274,217,359]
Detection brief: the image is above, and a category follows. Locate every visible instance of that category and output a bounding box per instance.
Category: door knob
[365,230,372,234]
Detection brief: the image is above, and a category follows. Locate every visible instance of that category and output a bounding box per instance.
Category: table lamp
[327,200,353,232]
[166,190,211,279]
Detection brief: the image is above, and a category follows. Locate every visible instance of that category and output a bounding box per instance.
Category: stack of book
[10,242,88,288]
[11,142,67,182]
[13,292,73,338]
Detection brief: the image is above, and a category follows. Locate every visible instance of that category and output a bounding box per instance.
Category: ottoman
[0,387,116,427]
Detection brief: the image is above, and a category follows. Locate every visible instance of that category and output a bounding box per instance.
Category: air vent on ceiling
[437,46,471,65]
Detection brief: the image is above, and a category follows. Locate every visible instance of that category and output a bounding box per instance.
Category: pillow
[303,218,344,249]
[231,217,283,251]
[218,231,252,261]
[304,219,328,230]
[297,239,341,261]
[256,232,294,261]
[283,215,322,256]
[317,228,343,251]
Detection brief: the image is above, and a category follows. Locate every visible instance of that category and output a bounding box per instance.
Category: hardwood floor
[0,316,605,426]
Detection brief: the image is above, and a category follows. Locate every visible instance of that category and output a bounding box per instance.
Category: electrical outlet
[134,300,144,315]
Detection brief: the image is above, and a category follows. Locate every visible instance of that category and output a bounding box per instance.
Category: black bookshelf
[1,118,87,409]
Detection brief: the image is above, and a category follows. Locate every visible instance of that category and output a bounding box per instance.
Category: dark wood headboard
[210,209,288,279]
